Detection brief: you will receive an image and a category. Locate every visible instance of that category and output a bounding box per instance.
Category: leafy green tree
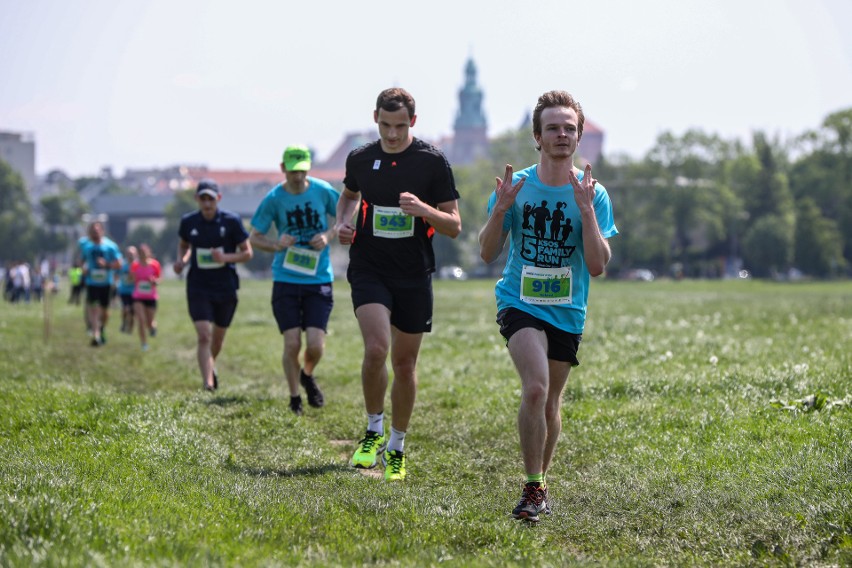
[40,191,89,226]
[790,108,852,266]
[0,159,37,261]
[744,132,795,224]
[794,197,846,277]
[742,215,793,277]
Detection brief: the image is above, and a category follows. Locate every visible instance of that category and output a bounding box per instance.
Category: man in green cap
[249,145,340,415]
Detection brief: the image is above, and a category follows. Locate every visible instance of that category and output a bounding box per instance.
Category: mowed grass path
[1,278,850,566]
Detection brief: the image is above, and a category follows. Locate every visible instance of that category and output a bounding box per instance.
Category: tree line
[2,107,849,279]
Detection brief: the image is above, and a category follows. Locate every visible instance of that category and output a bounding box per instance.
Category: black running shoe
[512,483,548,522]
[290,395,304,416]
[300,370,324,408]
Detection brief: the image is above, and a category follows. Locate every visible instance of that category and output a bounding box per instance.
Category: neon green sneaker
[382,450,406,481]
[350,430,386,469]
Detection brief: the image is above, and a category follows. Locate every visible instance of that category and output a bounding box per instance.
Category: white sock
[368,412,383,435]
[387,427,406,453]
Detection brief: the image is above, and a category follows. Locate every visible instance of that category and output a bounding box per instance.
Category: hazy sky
[2,0,850,177]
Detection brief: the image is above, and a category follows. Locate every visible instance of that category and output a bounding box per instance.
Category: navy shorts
[271,281,334,333]
[347,266,433,334]
[134,298,158,309]
[120,293,134,308]
[496,307,582,365]
[187,291,238,328]
[86,285,112,308]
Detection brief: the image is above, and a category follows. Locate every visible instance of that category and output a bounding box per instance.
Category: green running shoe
[351,430,386,469]
[382,449,406,481]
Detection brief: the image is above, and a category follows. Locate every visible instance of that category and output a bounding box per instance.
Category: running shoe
[150,326,157,337]
[289,395,303,416]
[382,449,407,481]
[350,430,386,469]
[512,484,548,522]
[212,369,218,390]
[300,370,324,408]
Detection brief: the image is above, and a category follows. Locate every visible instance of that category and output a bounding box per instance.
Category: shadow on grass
[202,395,252,406]
[228,462,351,478]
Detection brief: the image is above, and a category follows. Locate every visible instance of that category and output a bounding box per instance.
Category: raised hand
[492,164,525,214]
[567,163,597,212]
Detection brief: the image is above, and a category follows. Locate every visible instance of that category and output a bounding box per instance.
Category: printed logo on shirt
[283,202,324,245]
[190,229,199,237]
[520,199,577,267]
[373,160,381,170]
[220,226,226,237]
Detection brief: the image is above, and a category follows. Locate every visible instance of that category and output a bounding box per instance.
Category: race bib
[282,246,320,276]
[121,273,134,287]
[89,268,108,284]
[520,265,573,305]
[196,247,224,269]
[136,281,153,294]
[373,206,414,239]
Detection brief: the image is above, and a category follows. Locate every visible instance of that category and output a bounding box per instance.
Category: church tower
[451,57,489,165]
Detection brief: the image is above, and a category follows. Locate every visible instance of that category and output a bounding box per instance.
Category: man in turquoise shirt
[479,90,618,523]
[250,145,340,415]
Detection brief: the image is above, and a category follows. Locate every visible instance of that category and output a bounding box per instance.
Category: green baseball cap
[283,145,311,172]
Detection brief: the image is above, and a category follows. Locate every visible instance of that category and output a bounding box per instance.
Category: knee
[305,337,324,356]
[391,356,417,379]
[197,330,213,346]
[283,338,302,359]
[363,340,389,363]
[522,380,549,408]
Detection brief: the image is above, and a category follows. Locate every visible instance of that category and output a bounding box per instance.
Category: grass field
[1,278,850,566]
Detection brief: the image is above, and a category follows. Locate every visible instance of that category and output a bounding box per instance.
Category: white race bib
[520,265,573,305]
[196,247,224,269]
[136,281,153,294]
[372,206,414,239]
[282,246,320,276]
[89,268,108,284]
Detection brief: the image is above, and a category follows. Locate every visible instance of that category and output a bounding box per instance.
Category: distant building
[446,57,489,165]
[0,131,36,192]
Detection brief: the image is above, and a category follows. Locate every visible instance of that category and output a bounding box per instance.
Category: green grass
[1,278,851,566]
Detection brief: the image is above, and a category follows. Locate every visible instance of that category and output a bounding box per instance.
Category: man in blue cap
[174,179,253,391]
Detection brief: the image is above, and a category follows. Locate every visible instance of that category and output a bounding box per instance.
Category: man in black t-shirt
[335,87,462,481]
[174,179,253,392]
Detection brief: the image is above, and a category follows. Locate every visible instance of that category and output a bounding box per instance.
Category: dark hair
[375,88,416,119]
[532,90,585,149]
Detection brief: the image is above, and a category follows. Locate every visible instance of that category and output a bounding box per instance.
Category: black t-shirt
[178,208,249,296]
[343,138,459,277]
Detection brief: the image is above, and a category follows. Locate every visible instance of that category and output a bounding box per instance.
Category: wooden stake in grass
[43,279,54,342]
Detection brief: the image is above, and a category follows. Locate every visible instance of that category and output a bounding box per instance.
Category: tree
[793,197,846,277]
[742,215,793,277]
[40,191,88,227]
[790,107,852,266]
[0,159,37,261]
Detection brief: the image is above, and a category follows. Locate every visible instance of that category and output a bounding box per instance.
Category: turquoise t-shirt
[250,178,340,284]
[82,238,123,288]
[487,165,618,334]
[116,260,135,295]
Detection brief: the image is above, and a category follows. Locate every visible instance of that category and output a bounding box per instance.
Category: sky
[1,0,851,178]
